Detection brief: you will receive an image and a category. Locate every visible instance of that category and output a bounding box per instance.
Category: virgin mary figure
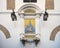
[25,21,35,33]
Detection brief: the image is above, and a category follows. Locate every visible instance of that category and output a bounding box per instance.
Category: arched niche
[18,4,42,14]
[0,24,11,39]
[18,4,41,43]
[50,25,60,41]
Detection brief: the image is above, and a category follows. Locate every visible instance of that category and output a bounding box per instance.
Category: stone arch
[0,24,11,39]
[50,25,60,41]
[18,4,42,14]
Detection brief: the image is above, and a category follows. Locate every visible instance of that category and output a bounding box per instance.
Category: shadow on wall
[50,25,60,41]
[0,24,11,39]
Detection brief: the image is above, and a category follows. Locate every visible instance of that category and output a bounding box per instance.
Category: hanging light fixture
[43,10,48,21]
[11,10,17,21]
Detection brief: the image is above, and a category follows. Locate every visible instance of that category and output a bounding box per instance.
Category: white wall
[0,0,60,12]
[0,0,60,48]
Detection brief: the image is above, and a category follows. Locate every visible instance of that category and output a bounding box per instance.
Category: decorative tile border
[0,24,11,39]
[50,25,60,41]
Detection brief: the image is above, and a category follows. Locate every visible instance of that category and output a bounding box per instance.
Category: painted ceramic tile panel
[24,19,35,33]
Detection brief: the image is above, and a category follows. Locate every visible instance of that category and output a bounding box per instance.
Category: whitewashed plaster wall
[0,0,60,48]
[0,0,60,12]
